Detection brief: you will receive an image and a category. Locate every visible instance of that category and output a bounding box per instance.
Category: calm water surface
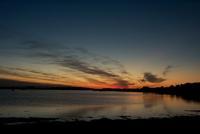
[0,90,199,120]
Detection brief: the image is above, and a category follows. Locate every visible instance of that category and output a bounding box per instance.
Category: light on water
[0,90,199,121]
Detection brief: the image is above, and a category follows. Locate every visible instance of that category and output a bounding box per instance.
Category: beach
[0,116,199,132]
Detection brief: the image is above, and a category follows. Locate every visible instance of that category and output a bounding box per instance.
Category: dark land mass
[0,78,199,102]
[139,83,200,102]
[0,116,199,133]
[0,78,94,90]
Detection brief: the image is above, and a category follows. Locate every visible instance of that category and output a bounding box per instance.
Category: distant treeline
[0,82,199,93]
[0,82,199,102]
[140,83,200,102]
[100,83,200,102]
[0,85,92,91]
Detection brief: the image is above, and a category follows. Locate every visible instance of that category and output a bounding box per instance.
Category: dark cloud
[163,65,173,76]
[139,65,174,84]
[142,72,166,83]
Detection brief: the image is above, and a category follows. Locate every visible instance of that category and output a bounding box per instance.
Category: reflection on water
[143,93,164,108]
[0,90,199,120]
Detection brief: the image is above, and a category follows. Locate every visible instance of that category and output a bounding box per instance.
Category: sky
[0,0,200,88]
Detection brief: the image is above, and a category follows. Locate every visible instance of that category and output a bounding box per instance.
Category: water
[0,90,199,120]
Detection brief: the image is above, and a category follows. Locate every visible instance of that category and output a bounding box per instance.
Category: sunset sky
[0,0,200,88]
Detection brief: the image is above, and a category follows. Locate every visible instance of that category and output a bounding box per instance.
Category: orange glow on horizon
[0,75,183,89]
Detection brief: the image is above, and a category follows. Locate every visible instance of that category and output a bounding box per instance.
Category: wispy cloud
[0,66,72,84]
[12,40,135,88]
[22,40,63,50]
[84,77,109,85]
[57,55,133,88]
[58,57,117,77]
[22,40,129,75]
[0,68,30,79]
[163,65,173,76]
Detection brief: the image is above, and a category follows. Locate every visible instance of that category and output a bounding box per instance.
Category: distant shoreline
[0,82,199,91]
[1,82,200,102]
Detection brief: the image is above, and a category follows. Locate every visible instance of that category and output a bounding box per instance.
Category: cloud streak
[0,66,73,85]
[163,65,173,76]
[57,55,133,88]
[13,40,135,88]
[22,40,63,50]
[58,57,117,78]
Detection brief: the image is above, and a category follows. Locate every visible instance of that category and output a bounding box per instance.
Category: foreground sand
[0,116,199,133]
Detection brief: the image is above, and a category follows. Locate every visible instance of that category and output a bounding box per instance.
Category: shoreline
[0,116,200,131]
[1,87,200,103]
[0,116,200,134]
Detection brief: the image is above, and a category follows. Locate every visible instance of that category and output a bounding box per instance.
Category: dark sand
[0,116,199,133]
